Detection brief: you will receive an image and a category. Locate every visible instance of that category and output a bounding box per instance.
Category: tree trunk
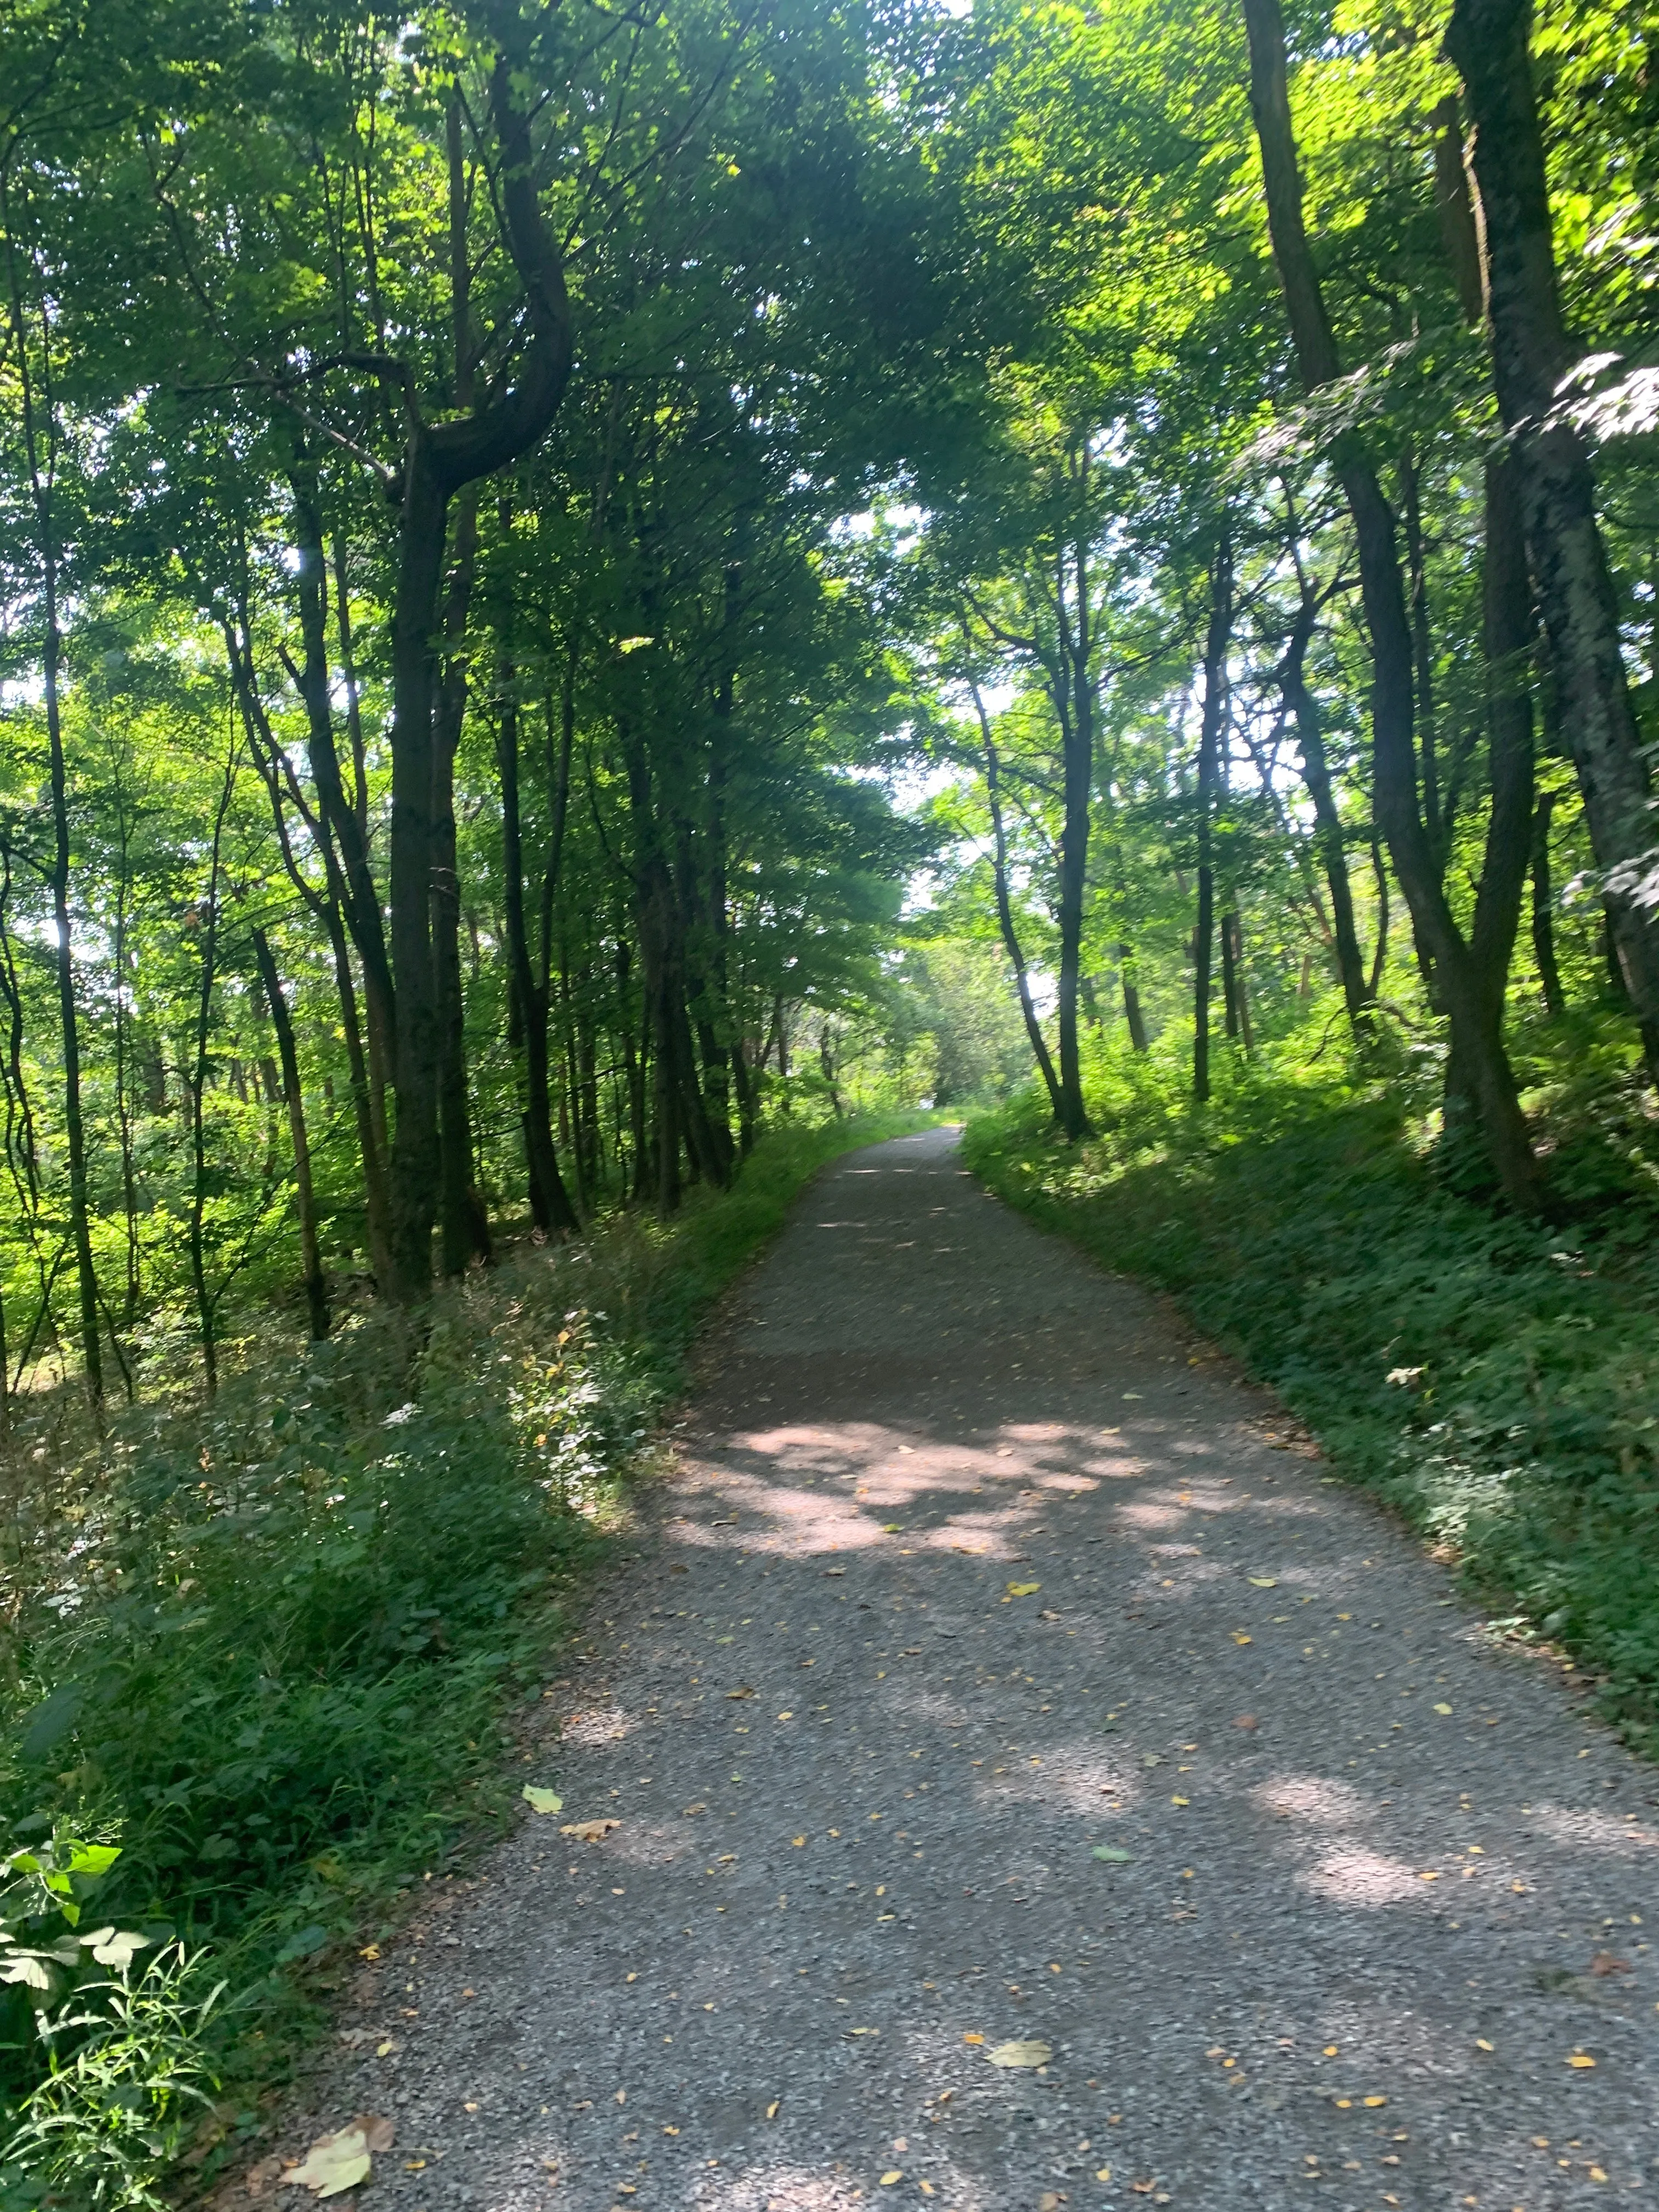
[1279,599,1370,1023]
[325,901,395,1284]
[1448,0,1659,1070]
[1243,0,1539,1208]
[383,40,575,1297]
[433,486,491,1275]
[967,675,1063,1120]
[1119,945,1149,1053]
[252,929,328,1339]
[1436,94,1539,1121]
[496,647,578,1233]
[1052,520,1097,1139]
[1193,531,1232,1102]
[1531,789,1566,1015]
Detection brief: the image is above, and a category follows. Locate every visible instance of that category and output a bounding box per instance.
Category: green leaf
[1091,1844,1133,1863]
[522,1786,562,1814]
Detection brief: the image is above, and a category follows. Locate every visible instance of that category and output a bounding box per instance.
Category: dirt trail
[308,1126,1657,2211]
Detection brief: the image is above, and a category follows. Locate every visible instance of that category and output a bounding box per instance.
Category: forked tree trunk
[1448,0,1659,1073]
[1242,0,1539,1208]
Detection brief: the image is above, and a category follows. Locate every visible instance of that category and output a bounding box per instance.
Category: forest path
[319,1127,1657,2212]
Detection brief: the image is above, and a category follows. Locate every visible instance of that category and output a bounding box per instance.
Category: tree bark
[385,38,575,1296]
[966,674,1063,1120]
[495,638,579,1234]
[1531,789,1566,1015]
[1243,0,1539,1207]
[1193,531,1232,1102]
[252,928,328,1339]
[1278,597,1370,1023]
[1447,0,1659,1070]
[1119,945,1149,1053]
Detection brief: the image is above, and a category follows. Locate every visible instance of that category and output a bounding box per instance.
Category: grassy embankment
[964,1051,1659,1756]
[0,1109,933,2208]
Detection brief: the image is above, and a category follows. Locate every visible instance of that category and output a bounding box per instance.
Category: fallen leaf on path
[1094,2170,1112,2184]
[823,1568,845,1577]
[1232,1633,1252,1646]
[1566,2053,1596,2068]
[560,1819,620,1842]
[726,1687,754,1700]
[962,2032,984,2045]
[1590,1953,1631,1977]
[682,1803,706,1816]
[282,2117,393,2198]
[988,2039,1052,2069]
[522,1787,562,1814]
[1232,1714,1258,1731]
[1040,2195,1061,2211]
[1092,1846,1133,1864]
[1170,1795,1189,1807]
[1248,1578,1277,1588]
[765,2101,780,2120]
[1006,1582,1041,1597]
[1433,1703,1453,1715]
[880,2173,903,2187]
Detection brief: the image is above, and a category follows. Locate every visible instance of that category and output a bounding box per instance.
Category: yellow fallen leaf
[283,2117,393,2199]
[988,2039,1052,2069]
[1590,2166,1608,2182]
[962,2032,984,2044]
[1433,1703,1453,1716]
[880,2173,903,2187]
[560,1818,620,1842]
[726,1687,754,1700]
[1248,1577,1277,1588]
[1335,2097,1352,2109]
[1363,2095,1386,2107]
[1171,1795,1189,1807]
[1232,1633,1252,1645]
[1566,2053,1595,2068]
[1007,1582,1041,1597]
[522,1787,562,1814]
[1096,2170,1113,2183]
[777,1711,793,1720]
[792,1835,806,1846]
[920,2184,935,2198]
[1476,2039,1493,2052]
[1322,2045,1339,2056]
[765,2101,779,2120]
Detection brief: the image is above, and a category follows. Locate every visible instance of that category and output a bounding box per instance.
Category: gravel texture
[283,1126,1659,2212]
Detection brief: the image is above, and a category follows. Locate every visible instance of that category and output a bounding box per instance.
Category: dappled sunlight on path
[299,1128,1659,2212]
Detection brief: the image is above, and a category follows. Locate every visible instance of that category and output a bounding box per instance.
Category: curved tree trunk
[1242,0,1539,1209]
[1447,0,1659,1074]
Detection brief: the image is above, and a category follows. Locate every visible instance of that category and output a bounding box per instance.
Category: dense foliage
[3,0,1659,2198]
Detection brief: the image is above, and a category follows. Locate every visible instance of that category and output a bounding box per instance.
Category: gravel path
[300,1127,1658,2212]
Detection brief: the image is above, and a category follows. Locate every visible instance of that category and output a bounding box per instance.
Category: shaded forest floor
[964,1041,1659,1762]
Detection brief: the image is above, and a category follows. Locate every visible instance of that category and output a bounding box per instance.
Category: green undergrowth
[0,1109,932,2209]
[964,1051,1659,1759]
